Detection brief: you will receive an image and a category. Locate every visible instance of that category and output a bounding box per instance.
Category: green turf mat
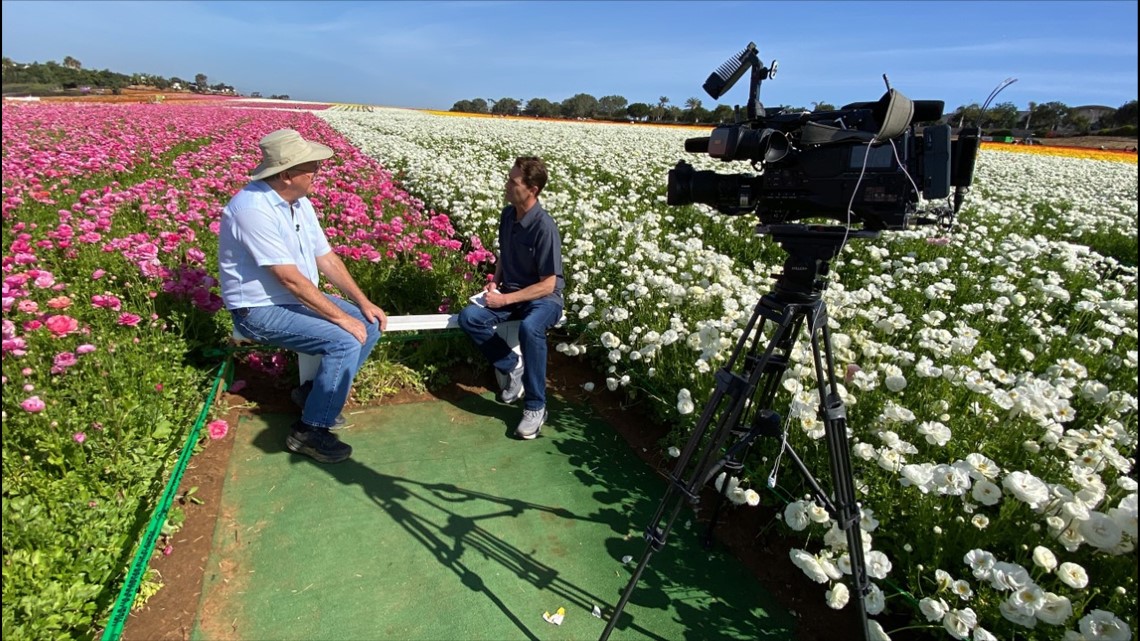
[191,392,795,640]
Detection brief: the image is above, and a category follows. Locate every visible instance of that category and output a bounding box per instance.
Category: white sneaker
[516,408,547,440]
[497,363,525,404]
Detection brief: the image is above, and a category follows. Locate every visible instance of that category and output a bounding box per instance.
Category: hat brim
[248,141,335,181]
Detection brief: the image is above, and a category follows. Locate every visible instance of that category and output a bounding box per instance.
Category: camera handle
[599,227,872,641]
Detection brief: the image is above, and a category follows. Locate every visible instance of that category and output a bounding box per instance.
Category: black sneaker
[291,382,350,429]
[285,421,352,463]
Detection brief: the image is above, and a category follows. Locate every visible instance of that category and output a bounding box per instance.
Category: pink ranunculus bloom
[186,247,206,264]
[46,296,73,309]
[73,432,86,444]
[4,338,29,357]
[207,419,229,440]
[53,351,78,370]
[91,294,122,311]
[228,379,247,393]
[92,269,107,279]
[162,544,174,556]
[33,272,56,288]
[22,396,46,412]
[926,237,951,246]
[117,313,142,327]
[17,299,39,314]
[76,344,96,354]
[45,314,80,337]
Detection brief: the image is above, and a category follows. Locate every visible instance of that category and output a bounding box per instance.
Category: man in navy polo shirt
[458,156,564,440]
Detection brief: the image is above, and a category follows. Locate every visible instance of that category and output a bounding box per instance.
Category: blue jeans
[457,297,563,411]
[231,294,382,428]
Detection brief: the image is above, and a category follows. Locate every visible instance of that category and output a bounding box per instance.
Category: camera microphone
[685,137,711,154]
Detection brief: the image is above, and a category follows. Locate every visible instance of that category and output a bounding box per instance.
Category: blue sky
[3,1,1136,112]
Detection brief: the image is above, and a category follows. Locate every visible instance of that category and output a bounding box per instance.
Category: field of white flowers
[323,109,1137,641]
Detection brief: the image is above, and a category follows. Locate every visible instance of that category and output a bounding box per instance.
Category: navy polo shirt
[498,201,564,301]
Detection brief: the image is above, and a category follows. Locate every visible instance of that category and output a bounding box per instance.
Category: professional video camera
[667,42,981,231]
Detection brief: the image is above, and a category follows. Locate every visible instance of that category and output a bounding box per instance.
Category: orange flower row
[982,142,1136,163]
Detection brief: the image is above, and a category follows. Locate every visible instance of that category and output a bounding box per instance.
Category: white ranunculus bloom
[943,607,978,640]
[899,463,933,491]
[1077,609,1131,641]
[971,479,1003,506]
[713,472,739,495]
[1009,584,1046,615]
[964,453,1000,480]
[864,582,885,615]
[1056,562,1089,589]
[988,561,1031,591]
[999,597,1038,629]
[789,549,829,584]
[920,596,949,622]
[1109,493,1137,538]
[676,388,694,415]
[935,569,953,591]
[784,501,811,531]
[1032,545,1058,571]
[865,550,892,579]
[825,581,850,609]
[807,503,831,524]
[1003,470,1051,510]
[964,548,996,580]
[1034,592,1073,626]
[884,373,907,392]
[1079,511,1124,550]
[917,420,952,446]
[972,626,998,641]
[868,619,892,641]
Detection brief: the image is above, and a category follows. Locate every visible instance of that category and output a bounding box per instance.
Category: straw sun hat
[249,129,334,181]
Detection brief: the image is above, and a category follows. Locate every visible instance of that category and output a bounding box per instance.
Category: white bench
[231,313,524,384]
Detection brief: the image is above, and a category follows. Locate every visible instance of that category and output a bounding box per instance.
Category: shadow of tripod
[601,224,875,641]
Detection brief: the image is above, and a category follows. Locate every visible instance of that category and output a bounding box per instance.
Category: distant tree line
[452,92,1138,136]
[0,56,242,96]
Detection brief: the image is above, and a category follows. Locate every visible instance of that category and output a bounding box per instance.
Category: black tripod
[600,224,873,641]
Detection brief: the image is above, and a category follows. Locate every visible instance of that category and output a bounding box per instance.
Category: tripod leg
[600,295,796,641]
[701,298,809,546]
[808,305,872,639]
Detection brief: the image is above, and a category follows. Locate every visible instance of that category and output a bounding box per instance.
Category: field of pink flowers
[0,101,483,638]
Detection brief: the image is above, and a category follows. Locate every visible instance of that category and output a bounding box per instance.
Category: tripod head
[759,224,879,304]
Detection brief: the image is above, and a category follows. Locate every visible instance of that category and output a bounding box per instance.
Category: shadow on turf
[246,398,793,641]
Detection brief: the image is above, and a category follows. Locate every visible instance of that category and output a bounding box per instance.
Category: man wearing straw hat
[218,128,387,463]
